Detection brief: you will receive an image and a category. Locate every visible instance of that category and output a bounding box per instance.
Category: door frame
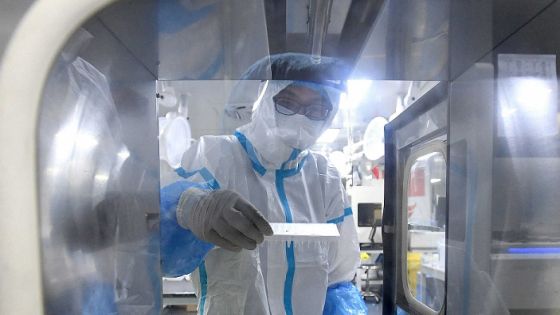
[383,82,449,314]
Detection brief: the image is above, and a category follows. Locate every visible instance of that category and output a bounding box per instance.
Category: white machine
[350,183,384,245]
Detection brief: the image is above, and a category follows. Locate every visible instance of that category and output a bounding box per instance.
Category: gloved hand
[177,188,273,251]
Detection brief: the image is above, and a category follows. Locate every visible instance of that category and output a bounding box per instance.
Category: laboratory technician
[160,53,366,315]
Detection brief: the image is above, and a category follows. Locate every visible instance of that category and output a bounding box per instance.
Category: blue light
[507,247,560,254]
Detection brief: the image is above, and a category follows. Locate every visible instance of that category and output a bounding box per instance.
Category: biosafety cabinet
[1,1,560,315]
[383,4,560,314]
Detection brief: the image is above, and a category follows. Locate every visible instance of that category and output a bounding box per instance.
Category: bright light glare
[417,152,441,161]
[340,80,372,108]
[499,77,558,137]
[94,173,109,183]
[430,178,442,184]
[55,129,99,149]
[54,129,99,162]
[513,78,552,108]
[501,107,518,118]
[118,148,130,160]
[329,151,351,175]
[45,168,59,176]
[317,128,340,143]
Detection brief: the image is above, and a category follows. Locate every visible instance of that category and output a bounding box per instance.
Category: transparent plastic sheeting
[38,29,161,315]
[396,100,447,149]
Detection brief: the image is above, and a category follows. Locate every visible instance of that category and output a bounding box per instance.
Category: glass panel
[38,26,161,313]
[396,98,447,149]
[406,150,447,312]
[447,2,560,313]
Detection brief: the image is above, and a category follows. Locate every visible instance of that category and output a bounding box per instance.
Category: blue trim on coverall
[326,207,353,224]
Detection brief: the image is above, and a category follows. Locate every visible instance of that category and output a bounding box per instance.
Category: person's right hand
[178,189,273,251]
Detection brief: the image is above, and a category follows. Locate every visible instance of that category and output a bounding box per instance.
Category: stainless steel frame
[400,141,447,315]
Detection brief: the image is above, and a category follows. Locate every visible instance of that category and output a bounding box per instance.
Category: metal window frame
[400,140,447,315]
[383,81,449,315]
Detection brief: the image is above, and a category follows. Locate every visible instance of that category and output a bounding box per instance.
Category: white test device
[265,223,340,242]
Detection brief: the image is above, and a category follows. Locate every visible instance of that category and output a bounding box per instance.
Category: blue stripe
[199,262,208,315]
[175,167,220,190]
[199,168,220,190]
[281,149,301,170]
[275,171,293,223]
[508,247,560,254]
[326,207,353,224]
[273,153,310,315]
[275,170,295,314]
[235,132,308,315]
[280,154,309,178]
[234,131,267,176]
[175,167,198,179]
[284,242,296,315]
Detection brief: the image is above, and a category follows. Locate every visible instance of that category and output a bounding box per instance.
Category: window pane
[406,151,447,312]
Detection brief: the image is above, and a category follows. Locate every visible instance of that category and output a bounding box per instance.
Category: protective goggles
[272,82,333,121]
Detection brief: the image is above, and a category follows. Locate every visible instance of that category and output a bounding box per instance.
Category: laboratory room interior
[2,0,560,315]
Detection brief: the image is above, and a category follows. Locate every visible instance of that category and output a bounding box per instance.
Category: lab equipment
[10,1,560,315]
[363,117,388,161]
[159,114,192,169]
[266,222,340,242]
[350,184,384,245]
[384,83,448,314]
[357,202,383,228]
[19,22,162,315]
[356,202,384,304]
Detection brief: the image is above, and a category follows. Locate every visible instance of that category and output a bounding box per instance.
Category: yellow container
[407,252,422,295]
[360,252,371,261]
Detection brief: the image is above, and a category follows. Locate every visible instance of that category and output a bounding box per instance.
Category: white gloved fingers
[206,229,241,252]
[214,217,258,250]
[224,209,265,243]
[234,198,273,236]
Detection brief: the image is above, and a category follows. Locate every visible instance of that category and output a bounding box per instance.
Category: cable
[370,225,377,244]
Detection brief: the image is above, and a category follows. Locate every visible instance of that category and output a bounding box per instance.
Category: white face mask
[239,80,342,168]
[275,112,325,150]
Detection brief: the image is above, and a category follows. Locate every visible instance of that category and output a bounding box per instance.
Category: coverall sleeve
[323,164,367,314]
[160,137,223,277]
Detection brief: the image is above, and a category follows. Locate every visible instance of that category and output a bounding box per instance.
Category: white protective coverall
[160,55,365,315]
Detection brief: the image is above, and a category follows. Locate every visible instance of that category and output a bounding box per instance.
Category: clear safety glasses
[273,95,332,121]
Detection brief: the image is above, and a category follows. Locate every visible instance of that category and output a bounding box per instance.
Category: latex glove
[177,188,273,251]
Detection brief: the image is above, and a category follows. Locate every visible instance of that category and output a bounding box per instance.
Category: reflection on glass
[406,151,446,312]
[497,54,558,139]
[491,54,560,314]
